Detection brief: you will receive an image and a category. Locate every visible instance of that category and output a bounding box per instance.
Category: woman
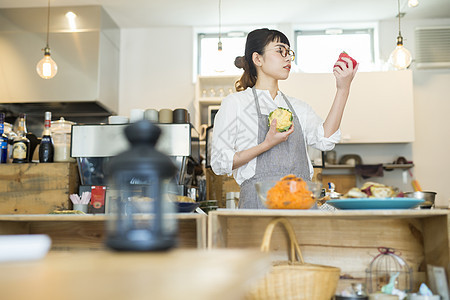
[211,28,358,209]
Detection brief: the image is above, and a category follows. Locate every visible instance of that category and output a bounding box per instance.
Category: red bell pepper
[334,51,357,69]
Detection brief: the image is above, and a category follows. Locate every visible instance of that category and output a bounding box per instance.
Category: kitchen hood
[0,6,120,116]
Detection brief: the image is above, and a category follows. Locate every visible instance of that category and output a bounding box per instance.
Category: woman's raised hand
[333,57,358,91]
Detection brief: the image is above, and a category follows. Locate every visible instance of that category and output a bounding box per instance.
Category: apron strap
[253,88,297,119]
[280,91,297,118]
[251,87,263,116]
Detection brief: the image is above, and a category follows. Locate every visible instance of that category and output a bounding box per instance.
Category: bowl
[175,202,200,213]
[404,191,436,208]
[255,179,322,209]
[201,206,218,213]
[198,200,217,207]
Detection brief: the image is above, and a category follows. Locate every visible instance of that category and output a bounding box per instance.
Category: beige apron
[239,88,311,209]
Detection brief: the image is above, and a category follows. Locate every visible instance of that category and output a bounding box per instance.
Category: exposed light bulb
[389,37,412,70]
[214,47,226,73]
[408,0,419,7]
[390,0,412,70]
[37,0,58,79]
[36,47,58,79]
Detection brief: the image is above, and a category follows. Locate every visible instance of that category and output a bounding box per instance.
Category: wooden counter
[208,209,450,290]
[0,249,270,300]
[0,162,79,214]
[0,213,207,250]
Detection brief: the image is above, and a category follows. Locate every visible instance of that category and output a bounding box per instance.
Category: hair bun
[234,56,245,69]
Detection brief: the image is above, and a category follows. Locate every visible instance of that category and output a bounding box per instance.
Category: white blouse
[211,87,340,185]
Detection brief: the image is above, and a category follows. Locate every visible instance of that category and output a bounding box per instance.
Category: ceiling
[0,0,449,28]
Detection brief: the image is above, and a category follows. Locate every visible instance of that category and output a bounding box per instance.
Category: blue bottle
[0,113,7,163]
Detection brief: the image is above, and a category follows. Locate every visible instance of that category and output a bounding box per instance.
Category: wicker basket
[246,218,341,300]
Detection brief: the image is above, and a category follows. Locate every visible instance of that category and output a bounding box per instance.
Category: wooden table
[208,209,450,291]
[0,213,207,249]
[0,249,270,300]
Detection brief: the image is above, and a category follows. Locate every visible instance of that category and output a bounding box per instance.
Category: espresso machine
[71,123,200,210]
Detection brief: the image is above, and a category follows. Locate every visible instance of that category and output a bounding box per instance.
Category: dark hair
[235,28,290,92]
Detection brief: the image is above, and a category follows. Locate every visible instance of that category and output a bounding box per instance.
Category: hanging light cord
[218,0,222,50]
[46,0,50,48]
[397,0,402,36]
[219,0,222,40]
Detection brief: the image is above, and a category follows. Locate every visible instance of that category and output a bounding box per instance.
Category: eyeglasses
[266,46,295,61]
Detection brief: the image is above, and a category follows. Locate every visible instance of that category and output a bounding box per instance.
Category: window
[294,28,375,73]
[197,32,247,76]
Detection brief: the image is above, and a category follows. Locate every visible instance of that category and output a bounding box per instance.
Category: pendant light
[36,0,58,79]
[218,0,222,52]
[214,0,225,73]
[389,0,412,70]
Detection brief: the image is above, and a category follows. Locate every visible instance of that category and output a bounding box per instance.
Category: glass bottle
[39,111,54,163]
[12,114,30,163]
[0,113,7,163]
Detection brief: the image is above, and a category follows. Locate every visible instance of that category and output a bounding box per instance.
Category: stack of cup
[173,108,188,124]
[144,109,159,122]
[159,109,173,123]
[130,109,145,123]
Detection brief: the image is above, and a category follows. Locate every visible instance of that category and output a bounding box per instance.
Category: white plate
[327,198,424,210]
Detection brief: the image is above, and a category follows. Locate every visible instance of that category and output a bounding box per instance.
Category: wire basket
[365,247,413,293]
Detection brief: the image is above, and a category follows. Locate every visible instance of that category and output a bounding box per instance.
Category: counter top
[0,213,203,221]
[1,209,447,220]
[210,208,449,219]
[0,249,270,300]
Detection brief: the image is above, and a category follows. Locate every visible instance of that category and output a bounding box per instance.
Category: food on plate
[268,107,293,132]
[166,194,195,203]
[334,51,358,70]
[343,182,399,198]
[266,174,315,209]
[346,188,368,198]
[176,195,195,203]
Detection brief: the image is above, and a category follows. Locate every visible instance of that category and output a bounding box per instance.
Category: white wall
[412,69,450,207]
[378,18,450,207]
[118,19,450,207]
[119,27,195,116]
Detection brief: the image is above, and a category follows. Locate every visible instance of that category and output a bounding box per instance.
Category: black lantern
[105,120,178,251]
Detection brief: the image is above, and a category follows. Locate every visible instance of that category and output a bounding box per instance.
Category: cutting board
[313,169,356,194]
[321,174,356,194]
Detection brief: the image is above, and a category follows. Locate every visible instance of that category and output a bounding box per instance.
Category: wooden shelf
[194,75,239,131]
[208,209,450,292]
[209,208,447,219]
[199,97,224,103]
[0,213,207,250]
[382,163,415,170]
[0,213,203,221]
[323,163,414,170]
